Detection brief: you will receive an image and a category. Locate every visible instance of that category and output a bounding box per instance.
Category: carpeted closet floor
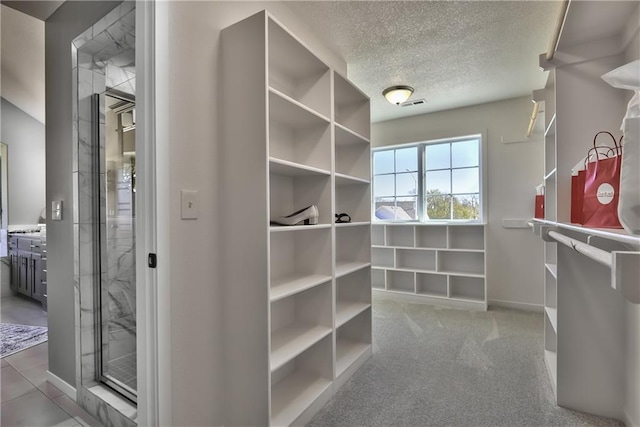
[309,295,623,427]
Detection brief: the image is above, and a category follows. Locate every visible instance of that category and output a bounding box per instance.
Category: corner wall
[372,96,545,309]
[44,0,122,389]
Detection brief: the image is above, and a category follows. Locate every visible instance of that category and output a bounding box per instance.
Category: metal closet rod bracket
[540,226,640,304]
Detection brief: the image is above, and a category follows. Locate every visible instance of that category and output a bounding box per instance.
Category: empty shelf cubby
[448,225,484,250]
[416,273,447,297]
[371,247,394,268]
[448,276,485,302]
[437,251,484,276]
[396,249,436,272]
[386,226,414,247]
[416,226,447,248]
[387,270,414,293]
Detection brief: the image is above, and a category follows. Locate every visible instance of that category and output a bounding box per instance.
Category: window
[373,136,482,222]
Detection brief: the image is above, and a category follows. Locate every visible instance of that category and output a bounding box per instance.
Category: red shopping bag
[534,195,544,219]
[571,171,586,223]
[582,132,623,228]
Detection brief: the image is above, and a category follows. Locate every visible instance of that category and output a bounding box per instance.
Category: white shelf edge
[545,306,558,333]
[441,270,485,278]
[270,224,332,232]
[271,324,332,372]
[271,371,332,427]
[373,288,487,306]
[334,121,370,144]
[335,339,371,377]
[544,349,558,392]
[269,157,331,177]
[531,219,640,246]
[335,261,371,278]
[545,113,556,136]
[545,263,558,279]
[380,266,485,278]
[335,221,371,228]
[270,274,332,302]
[544,168,557,181]
[335,302,371,328]
[334,172,370,185]
[268,86,331,124]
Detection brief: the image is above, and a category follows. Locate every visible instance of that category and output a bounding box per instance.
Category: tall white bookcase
[221,11,371,426]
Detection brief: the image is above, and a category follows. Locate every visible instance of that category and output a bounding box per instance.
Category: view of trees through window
[373,136,481,221]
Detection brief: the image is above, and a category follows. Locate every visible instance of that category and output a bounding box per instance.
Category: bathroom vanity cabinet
[8,234,47,309]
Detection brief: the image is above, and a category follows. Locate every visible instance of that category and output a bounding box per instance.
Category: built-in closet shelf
[334,173,370,185]
[271,372,332,427]
[335,221,370,228]
[545,307,558,333]
[545,263,558,279]
[222,11,370,426]
[270,274,332,302]
[269,157,330,177]
[268,87,330,125]
[335,302,371,327]
[545,114,556,137]
[334,122,370,145]
[336,261,371,278]
[336,339,370,376]
[544,349,557,388]
[270,224,331,232]
[371,223,487,309]
[270,324,332,371]
[544,169,557,181]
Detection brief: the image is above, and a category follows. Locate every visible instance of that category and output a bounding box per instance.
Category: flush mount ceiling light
[383,85,414,105]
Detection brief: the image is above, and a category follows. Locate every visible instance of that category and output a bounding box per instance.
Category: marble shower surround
[72,1,137,426]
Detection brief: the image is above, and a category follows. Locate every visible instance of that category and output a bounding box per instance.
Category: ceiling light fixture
[383,85,414,105]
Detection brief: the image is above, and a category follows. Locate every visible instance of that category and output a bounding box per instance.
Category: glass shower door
[97,92,137,401]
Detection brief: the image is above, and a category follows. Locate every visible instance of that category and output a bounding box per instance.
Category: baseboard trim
[46,371,77,400]
[488,299,544,313]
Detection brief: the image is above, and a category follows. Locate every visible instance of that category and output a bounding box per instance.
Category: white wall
[156,2,345,425]
[622,5,640,426]
[1,98,46,226]
[372,96,545,309]
[0,5,46,124]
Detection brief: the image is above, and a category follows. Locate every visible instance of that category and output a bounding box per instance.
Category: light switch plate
[51,201,63,221]
[181,190,198,220]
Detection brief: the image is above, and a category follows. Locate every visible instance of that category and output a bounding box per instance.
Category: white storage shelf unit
[221,11,371,427]
[371,223,487,310]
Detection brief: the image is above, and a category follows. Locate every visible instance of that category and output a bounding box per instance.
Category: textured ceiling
[286,1,563,123]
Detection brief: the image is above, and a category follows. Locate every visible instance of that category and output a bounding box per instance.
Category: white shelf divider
[271,324,332,371]
[336,261,371,278]
[270,274,332,302]
[335,302,371,328]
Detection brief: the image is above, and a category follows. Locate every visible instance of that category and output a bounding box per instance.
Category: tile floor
[1,296,104,427]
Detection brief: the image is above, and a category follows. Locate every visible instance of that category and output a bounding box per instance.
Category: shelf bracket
[540,225,558,242]
[611,251,640,304]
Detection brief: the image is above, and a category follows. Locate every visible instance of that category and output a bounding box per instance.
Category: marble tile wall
[71,1,137,425]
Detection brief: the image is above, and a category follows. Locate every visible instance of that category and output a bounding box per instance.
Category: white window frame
[372,134,485,224]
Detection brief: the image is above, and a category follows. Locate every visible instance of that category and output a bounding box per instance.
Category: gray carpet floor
[308,295,623,427]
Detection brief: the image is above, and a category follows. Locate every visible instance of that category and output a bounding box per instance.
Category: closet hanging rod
[548,230,612,268]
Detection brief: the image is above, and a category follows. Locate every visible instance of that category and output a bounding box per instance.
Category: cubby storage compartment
[438,251,484,276]
[416,226,447,248]
[545,268,557,309]
[269,91,331,171]
[270,283,332,371]
[334,72,370,139]
[416,273,447,297]
[387,270,414,293]
[372,224,486,309]
[268,19,330,118]
[371,247,394,268]
[448,226,484,250]
[371,268,386,289]
[335,124,370,181]
[371,225,385,246]
[396,249,436,272]
[335,182,371,224]
[271,335,333,427]
[449,276,484,301]
[545,241,557,265]
[270,228,332,301]
[336,268,372,327]
[386,226,414,247]
[336,225,371,277]
[336,308,372,377]
[269,165,331,226]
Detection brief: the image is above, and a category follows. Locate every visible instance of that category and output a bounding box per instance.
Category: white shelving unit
[532,2,640,423]
[221,11,371,426]
[371,223,487,310]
